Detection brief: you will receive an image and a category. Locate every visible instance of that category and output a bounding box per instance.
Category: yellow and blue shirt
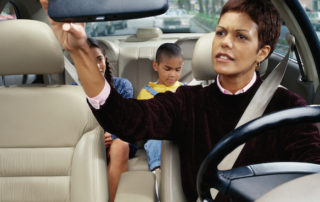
[137,81,184,100]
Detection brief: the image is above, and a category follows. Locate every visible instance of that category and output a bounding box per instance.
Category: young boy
[137,43,184,175]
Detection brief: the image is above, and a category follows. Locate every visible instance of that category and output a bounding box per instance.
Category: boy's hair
[155,43,183,64]
[220,0,281,57]
[87,38,114,87]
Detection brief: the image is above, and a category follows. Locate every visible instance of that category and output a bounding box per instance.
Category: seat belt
[64,55,81,85]
[144,82,187,96]
[210,33,295,198]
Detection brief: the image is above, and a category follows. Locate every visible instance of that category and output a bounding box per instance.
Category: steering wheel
[196,105,320,202]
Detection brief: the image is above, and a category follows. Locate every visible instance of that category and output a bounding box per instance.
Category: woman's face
[90,47,106,77]
[212,11,269,81]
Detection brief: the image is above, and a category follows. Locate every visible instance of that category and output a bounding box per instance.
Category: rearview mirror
[48,0,168,22]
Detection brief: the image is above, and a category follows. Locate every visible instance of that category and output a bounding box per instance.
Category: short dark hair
[87,38,114,87]
[220,0,281,56]
[155,43,182,64]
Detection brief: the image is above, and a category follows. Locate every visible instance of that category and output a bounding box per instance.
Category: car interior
[1,0,320,201]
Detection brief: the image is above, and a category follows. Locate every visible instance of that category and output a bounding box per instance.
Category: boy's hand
[39,0,87,53]
[104,132,113,148]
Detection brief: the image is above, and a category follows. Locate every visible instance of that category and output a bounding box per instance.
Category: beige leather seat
[160,32,269,202]
[0,20,108,202]
[175,36,201,83]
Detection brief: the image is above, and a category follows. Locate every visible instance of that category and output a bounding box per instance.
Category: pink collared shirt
[87,79,111,109]
[216,72,257,95]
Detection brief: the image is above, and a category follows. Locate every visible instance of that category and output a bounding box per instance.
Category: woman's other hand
[104,132,113,148]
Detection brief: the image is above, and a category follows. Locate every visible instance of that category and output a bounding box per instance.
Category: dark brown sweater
[89,77,320,201]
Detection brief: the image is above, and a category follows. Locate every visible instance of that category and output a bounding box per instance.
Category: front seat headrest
[0,19,64,76]
[191,32,268,81]
[192,33,216,81]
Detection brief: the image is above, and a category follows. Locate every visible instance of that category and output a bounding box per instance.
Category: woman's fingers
[104,132,111,138]
[104,132,113,146]
[105,137,112,148]
[40,0,87,51]
[61,22,87,51]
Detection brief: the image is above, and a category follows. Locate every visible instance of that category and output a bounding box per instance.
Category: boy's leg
[144,139,162,200]
[144,139,161,171]
[108,139,129,202]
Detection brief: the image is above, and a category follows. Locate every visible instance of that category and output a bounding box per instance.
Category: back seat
[98,30,202,97]
[98,32,203,172]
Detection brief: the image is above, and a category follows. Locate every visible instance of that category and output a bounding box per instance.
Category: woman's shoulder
[274,86,307,107]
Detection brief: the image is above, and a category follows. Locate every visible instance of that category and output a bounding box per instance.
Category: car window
[273,24,293,59]
[85,0,221,37]
[304,0,320,33]
[0,1,18,21]
[274,0,319,60]
[272,0,320,60]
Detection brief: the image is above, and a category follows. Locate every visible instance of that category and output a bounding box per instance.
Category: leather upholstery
[175,36,200,83]
[0,20,64,75]
[191,32,216,80]
[159,141,186,202]
[115,171,156,202]
[0,20,108,202]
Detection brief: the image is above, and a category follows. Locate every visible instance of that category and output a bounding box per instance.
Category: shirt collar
[217,72,257,95]
[149,81,181,88]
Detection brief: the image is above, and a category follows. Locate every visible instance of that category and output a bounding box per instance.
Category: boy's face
[153,56,183,86]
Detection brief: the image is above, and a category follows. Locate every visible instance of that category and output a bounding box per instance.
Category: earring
[256,61,261,69]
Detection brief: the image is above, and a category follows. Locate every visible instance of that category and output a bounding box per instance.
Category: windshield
[86,0,219,37]
[85,0,320,46]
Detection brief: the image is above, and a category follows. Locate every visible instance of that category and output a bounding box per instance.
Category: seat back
[159,141,187,202]
[0,20,108,202]
[118,45,159,97]
[175,36,200,83]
